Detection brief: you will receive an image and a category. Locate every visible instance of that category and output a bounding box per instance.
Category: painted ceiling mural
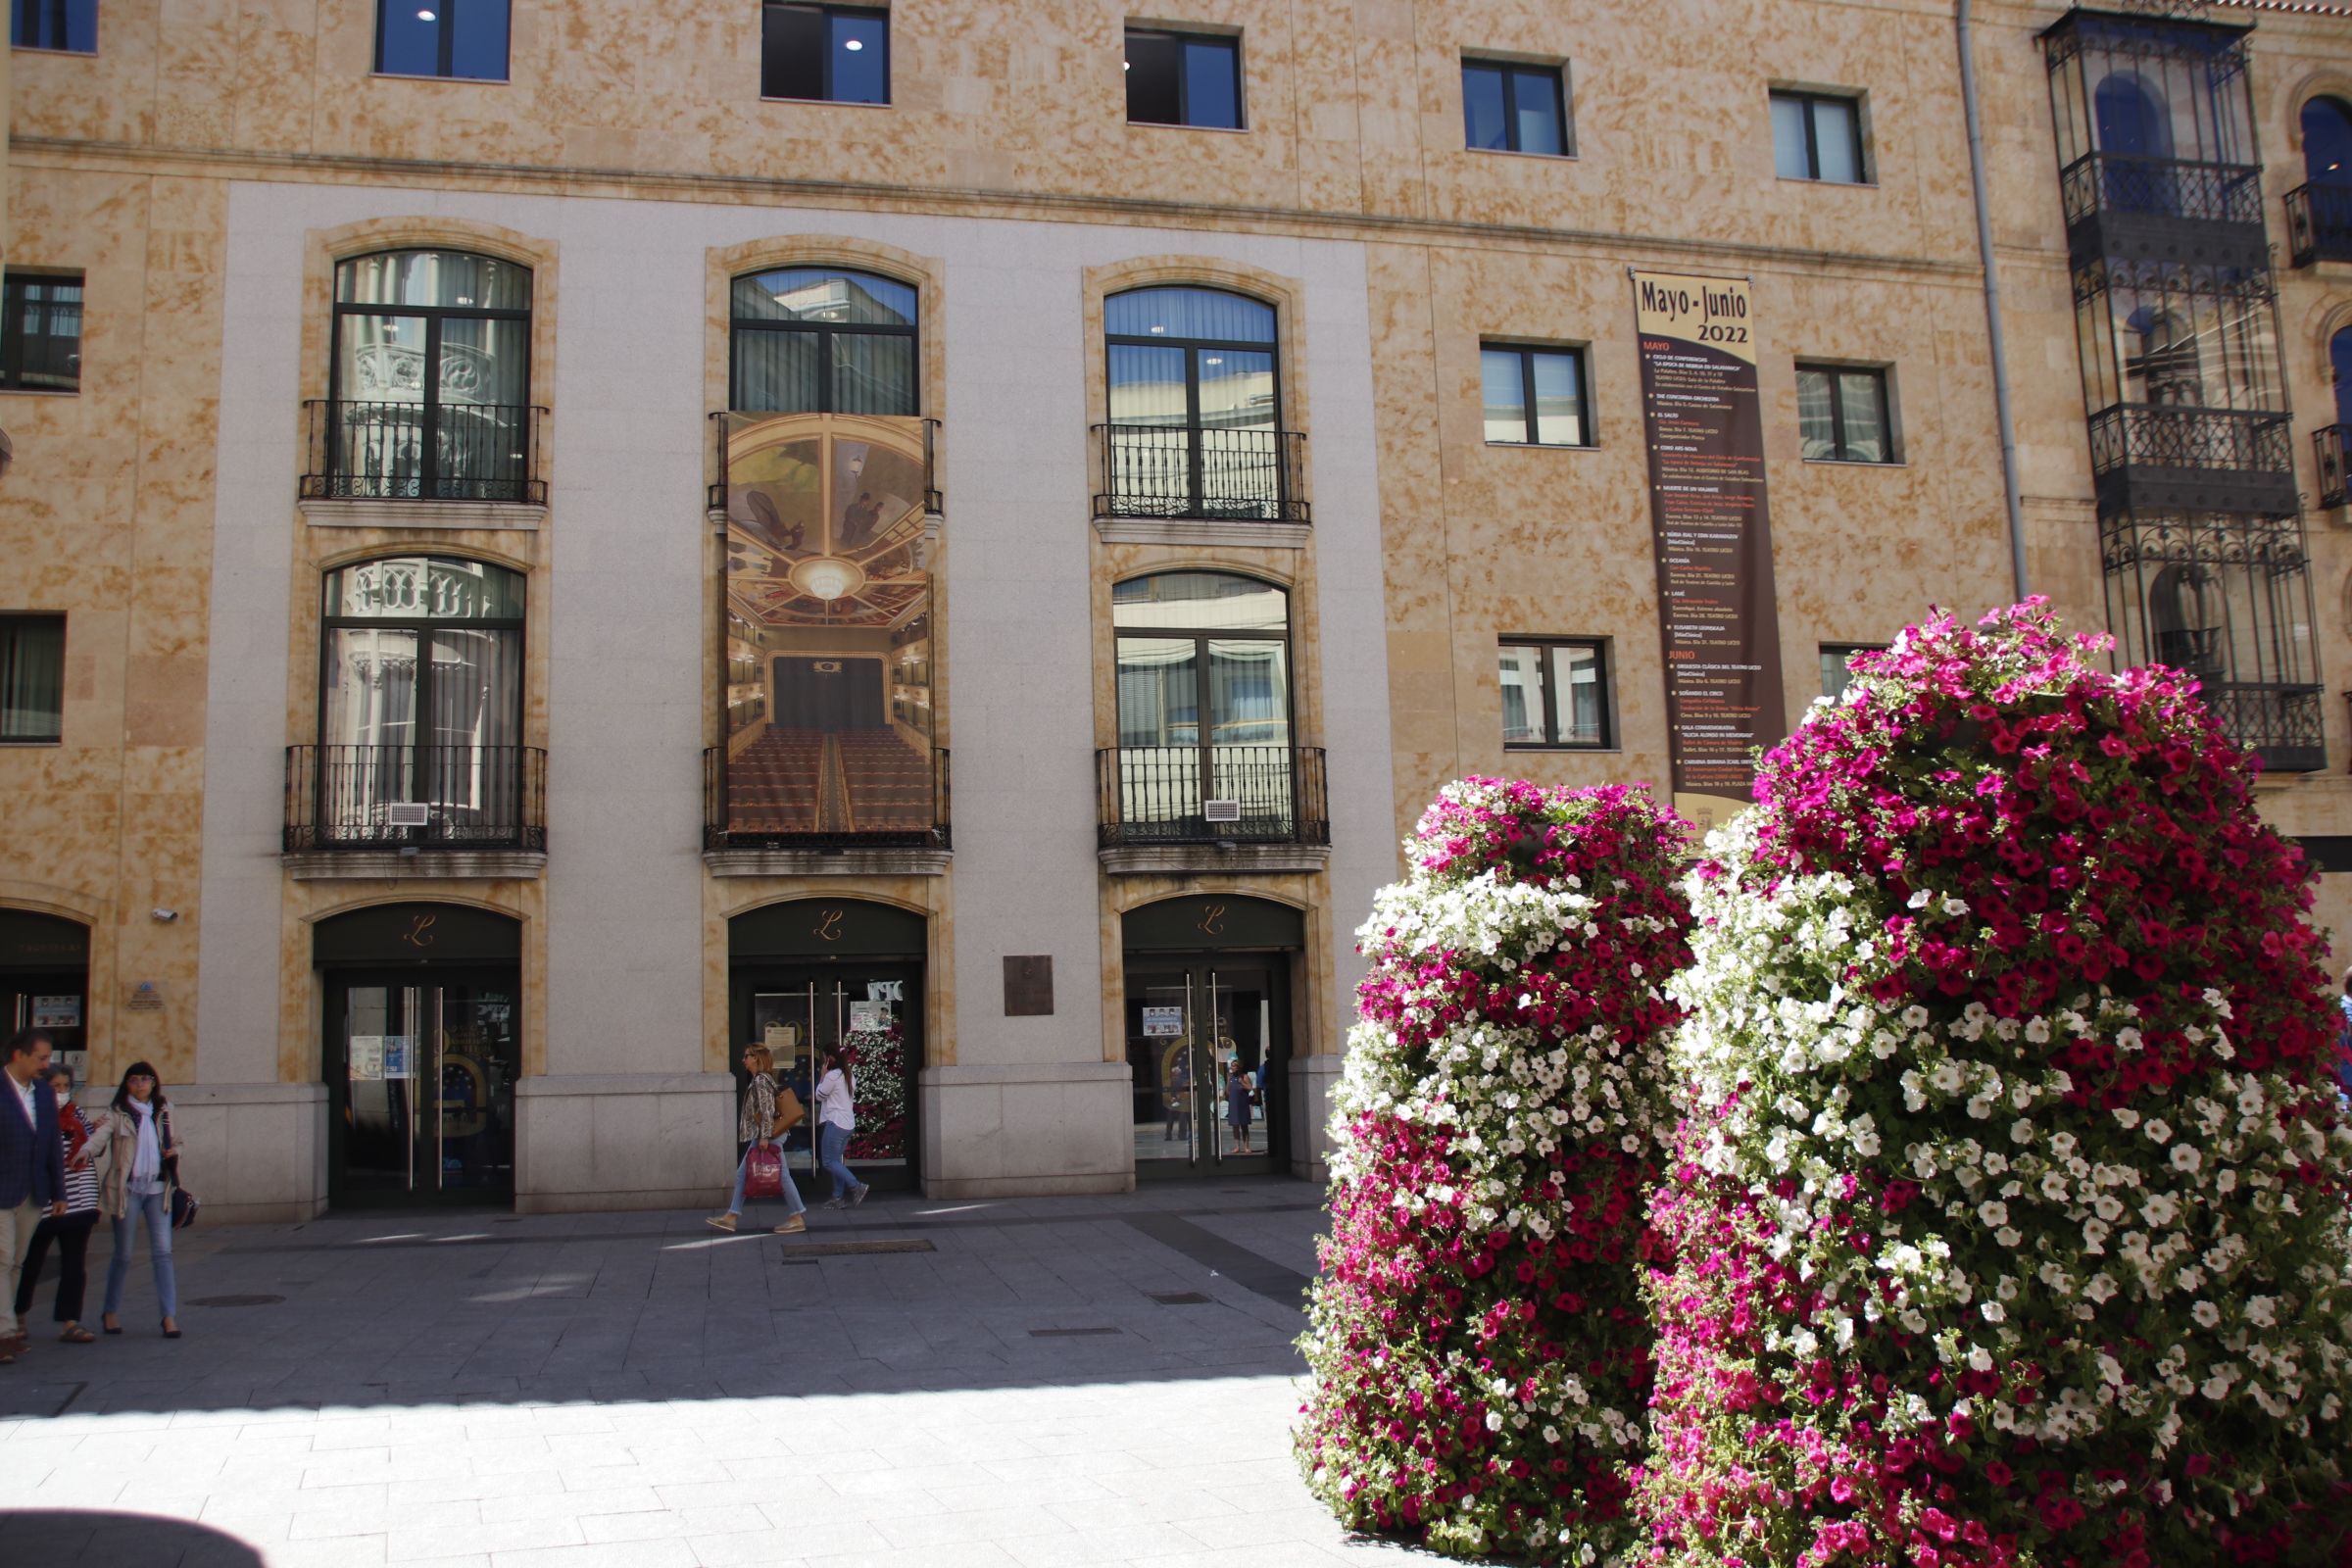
[722,414,931,631]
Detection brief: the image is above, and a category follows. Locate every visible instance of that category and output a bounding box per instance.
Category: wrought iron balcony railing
[2085,404,2292,479]
[1093,424,1308,524]
[703,744,951,852]
[2058,154,2264,230]
[302,399,547,505]
[2285,182,2352,269]
[1097,745,1329,848]
[2316,424,2350,511]
[2207,682,2327,774]
[284,744,547,852]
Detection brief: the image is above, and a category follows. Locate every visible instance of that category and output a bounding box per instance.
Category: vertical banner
[1632,271,1788,829]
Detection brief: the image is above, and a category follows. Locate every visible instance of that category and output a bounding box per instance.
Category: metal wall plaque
[1003,956,1054,1016]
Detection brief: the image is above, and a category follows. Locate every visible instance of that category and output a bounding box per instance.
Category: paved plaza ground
[0,1179,1435,1567]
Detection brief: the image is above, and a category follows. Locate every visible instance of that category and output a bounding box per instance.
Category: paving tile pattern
[0,1182,1438,1566]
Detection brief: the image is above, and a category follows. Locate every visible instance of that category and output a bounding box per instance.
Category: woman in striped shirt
[14,1065,99,1344]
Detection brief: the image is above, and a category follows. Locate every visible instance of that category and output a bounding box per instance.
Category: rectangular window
[1771,89,1865,183]
[761,3,888,104]
[0,615,64,743]
[1125,27,1242,129]
[13,0,94,51]
[1819,643,1883,703]
[1795,364,1893,463]
[1462,59,1568,156]
[375,0,508,80]
[1500,639,1611,749]
[1481,343,1590,446]
[0,272,82,393]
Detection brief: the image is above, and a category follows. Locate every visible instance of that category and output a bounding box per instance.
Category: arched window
[1109,571,1295,834]
[2302,96,2352,185]
[730,266,918,415]
[1101,286,1294,520]
[2093,72,2173,159]
[329,250,533,501]
[2330,325,2352,428]
[314,557,528,846]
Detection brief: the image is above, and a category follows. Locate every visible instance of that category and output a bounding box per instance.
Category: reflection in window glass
[730,267,917,414]
[1771,90,1866,183]
[1795,364,1893,463]
[1771,94,1813,179]
[13,0,95,51]
[1126,28,1242,129]
[1,272,82,392]
[1112,571,1287,633]
[761,3,889,104]
[1500,639,1609,747]
[1462,59,1569,156]
[1481,344,1590,446]
[376,0,510,81]
[0,614,64,742]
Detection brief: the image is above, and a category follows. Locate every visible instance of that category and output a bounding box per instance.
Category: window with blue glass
[376,0,509,81]
[762,3,888,105]
[13,0,95,52]
[1462,59,1568,157]
[1481,343,1590,446]
[1,272,83,393]
[1125,27,1242,130]
[1771,89,1866,183]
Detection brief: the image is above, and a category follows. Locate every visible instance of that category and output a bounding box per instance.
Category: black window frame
[1818,642,1884,703]
[761,2,891,106]
[328,250,534,417]
[0,270,83,394]
[728,266,920,416]
[1771,88,1868,184]
[372,0,510,82]
[1460,57,1571,157]
[1103,285,1283,433]
[1795,362,1895,464]
[1480,341,1592,447]
[1124,26,1244,130]
[317,556,526,756]
[0,613,65,745]
[13,0,93,52]
[1499,636,1614,751]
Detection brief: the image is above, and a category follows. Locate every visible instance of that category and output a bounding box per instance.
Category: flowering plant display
[845,1024,906,1160]
[1641,602,2352,1567]
[1297,780,1692,1559]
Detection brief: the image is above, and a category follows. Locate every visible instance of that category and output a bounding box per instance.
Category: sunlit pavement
[0,1182,1435,1566]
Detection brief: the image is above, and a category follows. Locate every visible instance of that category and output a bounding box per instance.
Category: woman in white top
[81,1060,180,1338]
[812,1045,867,1209]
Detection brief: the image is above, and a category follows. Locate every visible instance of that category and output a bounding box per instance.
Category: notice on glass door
[1632,271,1788,828]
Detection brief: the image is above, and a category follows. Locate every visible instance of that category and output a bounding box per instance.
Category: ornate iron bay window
[2042,10,2264,268]
[2099,509,2324,773]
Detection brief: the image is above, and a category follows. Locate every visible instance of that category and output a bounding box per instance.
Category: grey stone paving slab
[0,1179,1444,1567]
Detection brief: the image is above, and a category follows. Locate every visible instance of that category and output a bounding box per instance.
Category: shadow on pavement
[0,1509,264,1565]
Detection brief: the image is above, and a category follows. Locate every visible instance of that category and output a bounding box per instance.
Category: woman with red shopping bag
[707,1045,807,1234]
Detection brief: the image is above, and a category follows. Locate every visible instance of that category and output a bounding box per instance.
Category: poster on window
[380,1036,414,1080]
[349,1035,385,1081]
[30,995,79,1029]
[717,412,941,842]
[1631,271,1788,830]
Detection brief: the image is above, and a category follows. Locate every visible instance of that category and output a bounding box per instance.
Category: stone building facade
[1,0,2347,1218]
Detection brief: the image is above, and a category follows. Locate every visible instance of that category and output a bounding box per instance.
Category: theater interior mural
[718,413,940,841]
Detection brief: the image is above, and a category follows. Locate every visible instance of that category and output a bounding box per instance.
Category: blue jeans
[817,1123,863,1201]
[725,1142,807,1218]
[103,1189,176,1322]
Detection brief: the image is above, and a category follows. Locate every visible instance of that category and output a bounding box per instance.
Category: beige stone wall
[11,0,2352,1112]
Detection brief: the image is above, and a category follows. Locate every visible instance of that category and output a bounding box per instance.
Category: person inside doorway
[709,1045,807,1235]
[1163,1049,1191,1143]
[1224,1056,1254,1156]
[813,1045,868,1209]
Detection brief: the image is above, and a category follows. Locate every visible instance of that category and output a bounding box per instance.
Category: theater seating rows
[728,726,930,833]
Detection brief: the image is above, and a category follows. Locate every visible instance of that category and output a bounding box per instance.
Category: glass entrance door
[733,963,919,1190]
[326,971,518,1205]
[1125,960,1285,1174]
[5,971,89,1086]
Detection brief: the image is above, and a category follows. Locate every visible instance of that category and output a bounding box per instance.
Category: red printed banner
[1632,271,1788,829]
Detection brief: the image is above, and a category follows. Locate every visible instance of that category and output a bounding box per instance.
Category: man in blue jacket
[0,1028,69,1363]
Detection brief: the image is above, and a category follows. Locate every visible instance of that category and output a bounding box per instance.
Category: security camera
[150,908,179,922]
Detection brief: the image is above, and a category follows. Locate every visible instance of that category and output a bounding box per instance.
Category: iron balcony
[284,745,547,852]
[301,399,548,506]
[1097,744,1329,848]
[2285,182,2352,269]
[1092,424,1308,524]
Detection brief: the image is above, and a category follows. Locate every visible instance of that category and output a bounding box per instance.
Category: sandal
[58,1327,95,1345]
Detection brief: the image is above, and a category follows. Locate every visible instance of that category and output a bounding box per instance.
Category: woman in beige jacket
[76,1060,181,1338]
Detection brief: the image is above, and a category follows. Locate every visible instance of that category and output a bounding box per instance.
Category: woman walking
[13,1064,100,1345]
[707,1045,807,1234]
[84,1061,180,1338]
[813,1045,867,1209]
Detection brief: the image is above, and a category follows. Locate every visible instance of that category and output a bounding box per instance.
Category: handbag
[742,1141,784,1202]
[169,1180,200,1230]
[771,1087,806,1134]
